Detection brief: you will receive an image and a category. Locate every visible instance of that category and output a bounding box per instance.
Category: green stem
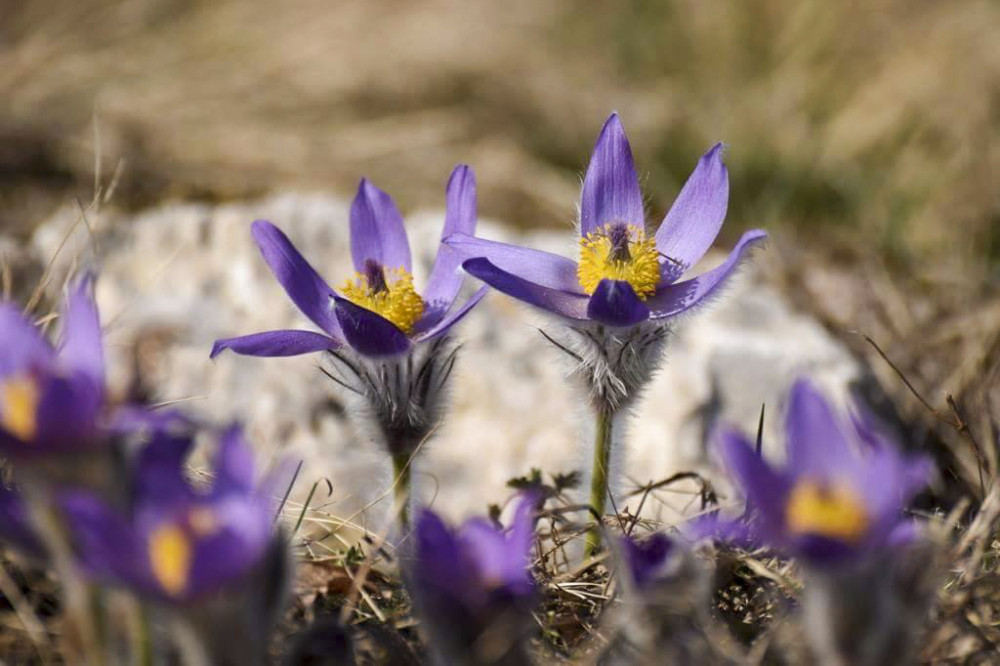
[585,409,613,557]
[392,454,412,530]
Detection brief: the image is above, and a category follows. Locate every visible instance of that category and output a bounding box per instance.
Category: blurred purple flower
[619,532,676,590]
[211,166,486,360]
[60,425,274,603]
[445,113,766,328]
[0,275,106,457]
[409,497,537,664]
[715,379,932,565]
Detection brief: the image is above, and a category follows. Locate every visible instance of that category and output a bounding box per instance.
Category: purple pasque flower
[60,424,274,603]
[409,496,537,664]
[0,275,106,457]
[211,165,486,360]
[619,532,677,590]
[445,113,766,329]
[715,379,932,566]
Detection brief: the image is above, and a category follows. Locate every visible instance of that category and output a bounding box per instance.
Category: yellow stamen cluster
[577,225,660,299]
[149,523,191,596]
[0,375,40,442]
[341,267,425,333]
[785,480,870,543]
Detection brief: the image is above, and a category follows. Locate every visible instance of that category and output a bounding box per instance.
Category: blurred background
[2,0,997,275]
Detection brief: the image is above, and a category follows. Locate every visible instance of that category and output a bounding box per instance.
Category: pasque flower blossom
[211,168,488,528]
[211,166,485,361]
[445,113,766,330]
[716,379,931,565]
[60,424,275,603]
[446,113,765,556]
[0,275,106,457]
[409,497,537,665]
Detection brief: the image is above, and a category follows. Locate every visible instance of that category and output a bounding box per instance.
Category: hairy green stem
[585,409,613,557]
[392,454,412,530]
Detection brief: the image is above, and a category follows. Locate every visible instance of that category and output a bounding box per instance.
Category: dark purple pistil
[607,223,632,263]
[363,259,389,294]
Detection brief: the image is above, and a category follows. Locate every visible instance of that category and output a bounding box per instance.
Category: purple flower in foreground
[716,379,931,566]
[409,497,537,665]
[620,532,676,590]
[445,113,766,329]
[61,425,273,603]
[211,166,486,360]
[0,275,106,457]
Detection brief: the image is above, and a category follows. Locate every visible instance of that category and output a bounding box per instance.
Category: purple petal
[414,509,469,592]
[134,431,197,508]
[586,279,650,327]
[412,286,488,343]
[856,448,932,530]
[654,143,730,281]
[350,179,412,273]
[620,532,674,588]
[60,492,149,590]
[0,305,53,376]
[211,425,256,497]
[459,495,536,594]
[444,233,582,293]
[580,113,644,235]
[682,512,759,549]
[785,379,853,480]
[646,229,767,319]
[714,428,789,532]
[185,497,272,599]
[211,330,338,359]
[459,520,525,589]
[422,166,478,316]
[885,519,923,550]
[792,533,860,566]
[461,258,590,321]
[57,273,105,388]
[30,372,103,453]
[332,297,410,358]
[251,221,343,338]
[506,495,538,564]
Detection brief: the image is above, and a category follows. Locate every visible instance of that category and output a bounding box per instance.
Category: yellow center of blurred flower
[341,261,425,333]
[0,375,40,442]
[785,481,869,543]
[149,523,191,596]
[577,223,659,299]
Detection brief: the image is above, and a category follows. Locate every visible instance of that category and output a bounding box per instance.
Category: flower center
[149,522,192,596]
[785,480,870,543]
[0,374,40,442]
[341,259,425,333]
[577,223,659,300]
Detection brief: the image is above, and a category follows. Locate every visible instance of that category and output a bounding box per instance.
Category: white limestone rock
[28,194,864,535]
